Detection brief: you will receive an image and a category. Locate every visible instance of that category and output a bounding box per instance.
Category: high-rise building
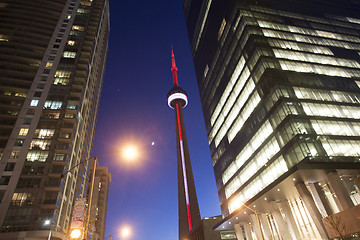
[0,0,109,239]
[89,164,111,240]
[167,48,202,240]
[184,0,360,239]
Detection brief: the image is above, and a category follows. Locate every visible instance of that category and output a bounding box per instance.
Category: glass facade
[185,0,360,239]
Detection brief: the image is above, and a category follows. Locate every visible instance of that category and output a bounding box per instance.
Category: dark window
[5,163,15,171]
[48,56,55,61]
[43,69,50,74]
[23,118,32,125]
[27,109,35,115]
[37,83,45,89]
[34,91,42,97]
[53,44,60,49]
[0,190,5,202]
[55,39,62,43]
[0,176,10,185]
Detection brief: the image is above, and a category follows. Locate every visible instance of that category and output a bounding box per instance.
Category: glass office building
[0,0,109,239]
[184,0,360,239]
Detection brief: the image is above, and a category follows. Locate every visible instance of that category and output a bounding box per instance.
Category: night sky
[91,0,221,239]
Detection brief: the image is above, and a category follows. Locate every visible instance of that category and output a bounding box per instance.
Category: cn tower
[167,48,201,240]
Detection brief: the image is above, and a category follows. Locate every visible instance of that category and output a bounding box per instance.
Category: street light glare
[123,146,138,161]
[120,225,132,238]
[70,229,82,239]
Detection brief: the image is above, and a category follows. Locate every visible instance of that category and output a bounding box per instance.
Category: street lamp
[70,228,82,239]
[123,146,138,161]
[44,219,52,240]
[44,219,62,240]
[120,225,132,239]
[64,147,139,240]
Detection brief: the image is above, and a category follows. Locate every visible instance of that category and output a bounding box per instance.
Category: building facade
[0,0,109,239]
[184,0,360,239]
[89,165,111,240]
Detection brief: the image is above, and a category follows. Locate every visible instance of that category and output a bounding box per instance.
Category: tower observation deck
[167,48,201,240]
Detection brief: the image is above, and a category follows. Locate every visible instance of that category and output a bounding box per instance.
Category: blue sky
[91,0,221,239]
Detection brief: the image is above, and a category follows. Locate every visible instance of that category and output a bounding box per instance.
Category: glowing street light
[44,219,52,240]
[120,225,132,239]
[123,145,138,161]
[70,228,82,239]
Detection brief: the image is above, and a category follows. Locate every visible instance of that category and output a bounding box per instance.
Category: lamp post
[66,148,139,239]
[44,219,52,240]
[44,219,62,240]
[242,205,265,240]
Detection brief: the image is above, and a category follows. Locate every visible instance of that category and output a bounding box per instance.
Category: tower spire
[167,46,201,240]
[171,45,179,86]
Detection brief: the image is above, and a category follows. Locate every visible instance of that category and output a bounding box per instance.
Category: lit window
[63,51,76,58]
[0,36,8,42]
[30,139,51,150]
[77,8,89,14]
[30,100,39,107]
[273,49,360,68]
[26,151,49,162]
[355,80,360,89]
[72,25,85,31]
[227,156,288,213]
[53,77,70,85]
[15,93,26,98]
[45,62,53,68]
[10,150,20,159]
[54,154,65,161]
[55,70,71,78]
[35,129,55,139]
[19,128,29,136]
[44,101,62,109]
[67,104,76,109]
[65,113,75,118]
[11,193,33,206]
[203,65,209,79]
[14,139,24,146]
[67,40,76,46]
[80,1,92,6]
[44,112,60,119]
[347,17,360,24]
[218,18,226,40]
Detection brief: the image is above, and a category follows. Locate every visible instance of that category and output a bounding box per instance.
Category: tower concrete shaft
[167,48,201,240]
